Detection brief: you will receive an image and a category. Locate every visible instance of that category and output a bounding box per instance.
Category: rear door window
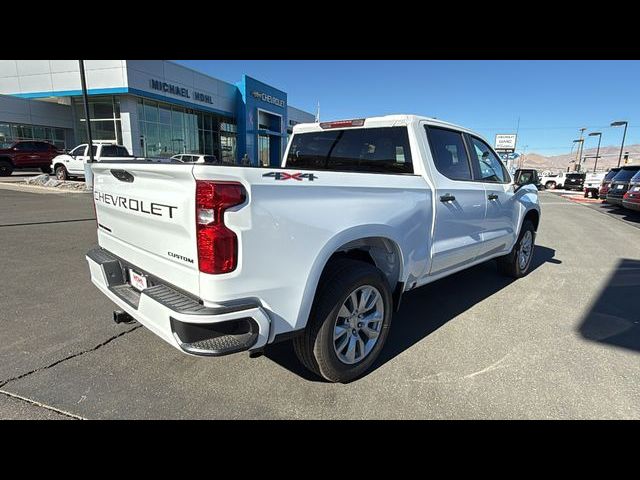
[286,126,413,174]
[425,126,472,181]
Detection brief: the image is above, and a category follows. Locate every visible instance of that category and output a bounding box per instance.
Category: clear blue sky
[175,60,640,156]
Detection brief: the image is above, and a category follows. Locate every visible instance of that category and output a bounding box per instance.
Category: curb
[0,182,91,195]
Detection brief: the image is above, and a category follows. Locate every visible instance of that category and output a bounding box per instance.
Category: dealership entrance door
[258,135,270,166]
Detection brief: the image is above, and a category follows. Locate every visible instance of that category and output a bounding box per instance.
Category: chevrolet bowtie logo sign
[251,91,285,108]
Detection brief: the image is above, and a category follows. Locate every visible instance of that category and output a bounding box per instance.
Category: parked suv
[599,167,621,201]
[622,170,640,212]
[0,140,61,176]
[606,165,640,206]
[562,172,586,191]
[514,169,542,190]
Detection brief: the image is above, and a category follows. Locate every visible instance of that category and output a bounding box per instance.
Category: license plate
[129,269,148,291]
[633,186,640,192]
[617,184,624,189]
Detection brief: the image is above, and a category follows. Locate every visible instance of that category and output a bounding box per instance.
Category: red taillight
[195,181,246,274]
[319,118,365,129]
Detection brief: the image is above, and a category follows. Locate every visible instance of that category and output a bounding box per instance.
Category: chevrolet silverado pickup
[86,115,541,382]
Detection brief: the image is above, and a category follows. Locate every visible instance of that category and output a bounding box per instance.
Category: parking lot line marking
[0,218,96,228]
[0,389,85,420]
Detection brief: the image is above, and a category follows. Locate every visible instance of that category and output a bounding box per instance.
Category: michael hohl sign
[149,79,214,105]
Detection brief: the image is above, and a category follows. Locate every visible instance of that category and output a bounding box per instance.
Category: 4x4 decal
[263,172,318,181]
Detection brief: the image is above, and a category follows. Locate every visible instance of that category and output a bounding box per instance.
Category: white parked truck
[51,142,137,180]
[86,115,541,382]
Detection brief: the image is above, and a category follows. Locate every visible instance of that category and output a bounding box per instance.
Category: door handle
[488,194,499,200]
[440,194,456,203]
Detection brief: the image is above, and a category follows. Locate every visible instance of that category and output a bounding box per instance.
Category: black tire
[54,165,68,181]
[293,258,393,383]
[0,160,13,177]
[41,166,52,174]
[545,181,556,190]
[497,220,536,279]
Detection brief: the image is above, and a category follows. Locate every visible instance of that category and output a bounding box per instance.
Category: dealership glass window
[137,97,235,159]
[221,133,237,164]
[73,95,122,145]
[0,122,69,149]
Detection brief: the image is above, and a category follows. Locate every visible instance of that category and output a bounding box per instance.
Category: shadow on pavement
[578,258,640,353]
[265,245,559,382]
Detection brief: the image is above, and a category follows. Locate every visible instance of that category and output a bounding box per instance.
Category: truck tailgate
[91,162,200,296]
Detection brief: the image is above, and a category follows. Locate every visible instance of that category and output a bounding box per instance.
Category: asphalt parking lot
[1,184,639,419]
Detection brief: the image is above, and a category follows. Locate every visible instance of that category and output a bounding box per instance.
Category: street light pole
[573,139,584,172]
[611,120,628,167]
[79,60,95,189]
[588,132,602,173]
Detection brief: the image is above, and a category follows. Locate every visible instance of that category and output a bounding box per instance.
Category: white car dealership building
[0,60,315,166]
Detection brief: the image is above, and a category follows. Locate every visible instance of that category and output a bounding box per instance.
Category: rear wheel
[41,166,51,174]
[0,160,13,176]
[293,258,393,383]
[545,181,556,190]
[497,220,536,279]
[55,165,68,181]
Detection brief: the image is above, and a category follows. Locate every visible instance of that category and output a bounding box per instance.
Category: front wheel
[545,181,556,190]
[293,258,393,383]
[54,165,68,181]
[497,220,536,279]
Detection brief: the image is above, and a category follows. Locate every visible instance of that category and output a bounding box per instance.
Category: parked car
[622,169,640,211]
[170,154,220,164]
[606,165,640,206]
[51,143,137,180]
[598,167,621,201]
[540,172,564,189]
[562,172,586,191]
[583,172,606,198]
[86,115,541,383]
[0,140,62,176]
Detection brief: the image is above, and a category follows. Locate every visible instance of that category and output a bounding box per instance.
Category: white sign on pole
[494,134,517,151]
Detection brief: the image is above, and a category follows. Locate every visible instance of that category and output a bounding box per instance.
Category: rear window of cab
[286,126,413,174]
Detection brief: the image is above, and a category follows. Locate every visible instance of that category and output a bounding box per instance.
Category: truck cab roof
[292,114,480,137]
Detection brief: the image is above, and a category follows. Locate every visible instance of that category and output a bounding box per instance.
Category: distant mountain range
[519,144,640,172]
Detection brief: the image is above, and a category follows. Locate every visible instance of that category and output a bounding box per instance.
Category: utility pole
[520,145,528,168]
[576,127,586,171]
[79,60,95,189]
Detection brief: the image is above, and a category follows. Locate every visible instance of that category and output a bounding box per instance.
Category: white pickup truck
[52,143,137,180]
[86,115,541,382]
